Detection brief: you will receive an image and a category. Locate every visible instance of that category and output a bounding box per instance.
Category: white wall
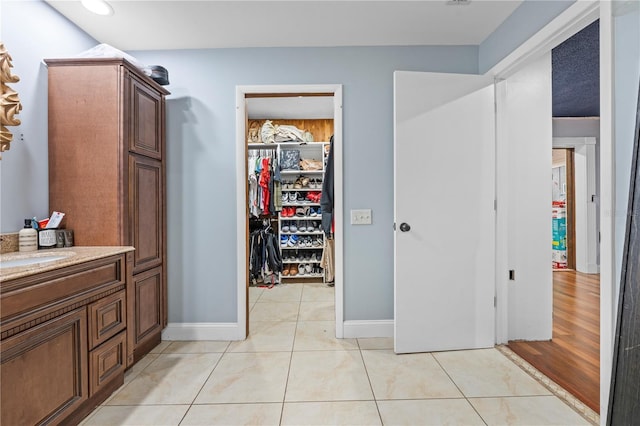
[613,2,640,295]
[0,0,97,232]
[1,0,582,334]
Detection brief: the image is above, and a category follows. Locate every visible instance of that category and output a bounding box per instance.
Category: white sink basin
[0,254,70,268]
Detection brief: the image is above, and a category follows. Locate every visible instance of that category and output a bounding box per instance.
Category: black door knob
[399,223,411,232]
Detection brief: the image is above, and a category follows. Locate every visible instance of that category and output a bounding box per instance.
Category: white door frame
[235,84,344,339]
[486,1,613,421]
[491,1,599,344]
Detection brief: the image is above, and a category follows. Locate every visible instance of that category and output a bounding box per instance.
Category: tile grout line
[356,341,385,425]
[495,344,599,426]
[278,286,304,425]
[176,341,230,425]
[430,352,490,426]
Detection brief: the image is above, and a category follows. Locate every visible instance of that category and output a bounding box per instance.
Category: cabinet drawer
[1,256,124,322]
[88,290,126,349]
[89,331,126,396]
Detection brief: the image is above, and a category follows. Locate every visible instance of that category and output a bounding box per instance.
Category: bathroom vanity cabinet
[0,249,133,425]
[45,58,170,364]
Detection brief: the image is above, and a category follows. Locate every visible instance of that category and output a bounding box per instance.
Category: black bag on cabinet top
[149,65,169,85]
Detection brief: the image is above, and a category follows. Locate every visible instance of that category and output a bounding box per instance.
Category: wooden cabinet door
[128,74,163,159]
[1,308,88,426]
[129,154,164,274]
[129,266,164,355]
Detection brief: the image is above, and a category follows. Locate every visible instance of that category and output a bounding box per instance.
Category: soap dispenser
[19,219,38,252]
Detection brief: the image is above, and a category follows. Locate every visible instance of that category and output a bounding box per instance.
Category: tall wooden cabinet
[45,58,170,365]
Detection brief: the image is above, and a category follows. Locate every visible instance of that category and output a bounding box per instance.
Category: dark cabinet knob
[399,223,411,232]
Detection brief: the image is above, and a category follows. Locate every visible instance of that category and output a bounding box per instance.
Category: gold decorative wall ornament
[0,42,22,158]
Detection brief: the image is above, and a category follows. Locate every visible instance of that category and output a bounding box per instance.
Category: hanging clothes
[248,151,260,218]
[273,150,283,213]
[248,149,279,218]
[321,136,334,236]
[259,157,271,213]
[320,237,335,284]
[320,136,335,284]
[248,220,282,284]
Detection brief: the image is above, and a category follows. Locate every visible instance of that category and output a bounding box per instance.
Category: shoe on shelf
[282,221,290,232]
[298,264,306,276]
[305,263,312,274]
[287,235,299,247]
[289,221,298,232]
[282,192,289,203]
[290,264,298,276]
[299,220,307,232]
[282,264,290,276]
[280,235,288,247]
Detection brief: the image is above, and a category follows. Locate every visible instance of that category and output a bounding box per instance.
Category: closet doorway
[235,85,343,339]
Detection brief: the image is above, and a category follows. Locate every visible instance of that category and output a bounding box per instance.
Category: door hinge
[494,296,497,307]
[393,222,396,231]
[509,270,515,281]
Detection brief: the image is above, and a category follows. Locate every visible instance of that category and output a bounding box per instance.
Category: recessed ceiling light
[81,0,113,16]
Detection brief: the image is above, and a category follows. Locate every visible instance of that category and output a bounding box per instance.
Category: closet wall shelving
[245,110,333,286]
[279,141,329,282]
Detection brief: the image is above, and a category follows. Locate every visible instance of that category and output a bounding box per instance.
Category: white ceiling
[45,0,522,51]
[44,0,523,119]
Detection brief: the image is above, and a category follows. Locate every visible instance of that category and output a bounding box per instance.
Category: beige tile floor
[81,283,593,426]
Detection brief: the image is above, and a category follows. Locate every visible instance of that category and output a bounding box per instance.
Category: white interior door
[394,71,496,353]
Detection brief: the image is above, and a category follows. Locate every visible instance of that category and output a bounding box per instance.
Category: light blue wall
[0,0,97,232]
[613,3,640,289]
[1,0,577,325]
[129,46,478,322]
[479,0,575,73]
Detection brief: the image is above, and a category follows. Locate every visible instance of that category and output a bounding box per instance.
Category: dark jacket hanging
[321,135,334,236]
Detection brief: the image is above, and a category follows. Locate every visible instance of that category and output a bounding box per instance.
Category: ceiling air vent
[446,0,471,5]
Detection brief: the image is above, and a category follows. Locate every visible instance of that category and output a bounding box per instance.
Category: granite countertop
[0,246,135,281]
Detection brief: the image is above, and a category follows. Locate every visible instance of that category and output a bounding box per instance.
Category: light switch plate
[351,209,372,225]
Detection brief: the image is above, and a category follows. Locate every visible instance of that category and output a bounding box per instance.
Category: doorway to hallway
[508,270,600,412]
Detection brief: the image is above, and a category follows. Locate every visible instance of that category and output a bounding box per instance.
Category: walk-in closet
[244,94,337,331]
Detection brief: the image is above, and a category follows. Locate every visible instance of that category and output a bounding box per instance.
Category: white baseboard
[162,322,243,341]
[342,320,394,338]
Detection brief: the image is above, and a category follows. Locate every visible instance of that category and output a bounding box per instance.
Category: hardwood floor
[508,270,600,413]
